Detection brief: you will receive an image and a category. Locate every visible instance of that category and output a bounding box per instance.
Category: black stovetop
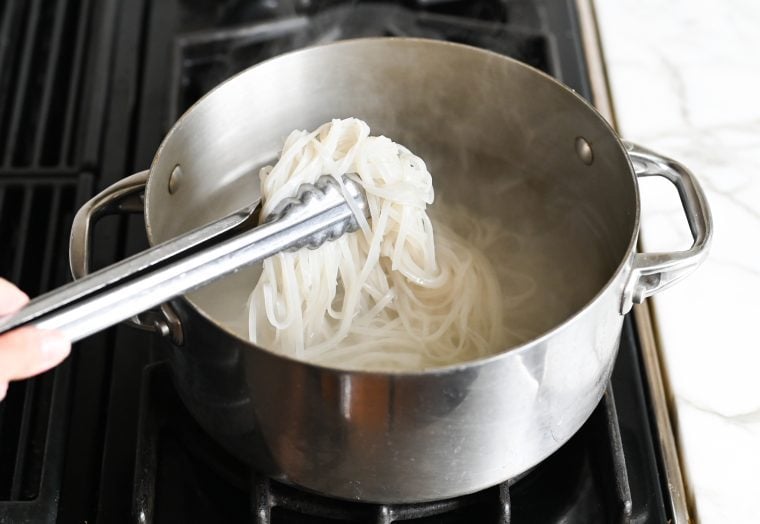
[0,1,669,522]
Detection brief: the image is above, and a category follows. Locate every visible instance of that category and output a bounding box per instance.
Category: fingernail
[40,333,71,363]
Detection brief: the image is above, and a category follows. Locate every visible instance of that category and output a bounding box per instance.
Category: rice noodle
[248,118,506,371]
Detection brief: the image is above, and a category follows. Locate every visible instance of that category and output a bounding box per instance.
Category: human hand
[0,279,71,401]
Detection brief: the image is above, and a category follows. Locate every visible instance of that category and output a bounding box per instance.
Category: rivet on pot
[168,165,182,194]
[575,136,594,166]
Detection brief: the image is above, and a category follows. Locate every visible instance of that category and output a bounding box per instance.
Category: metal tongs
[0,174,368,342]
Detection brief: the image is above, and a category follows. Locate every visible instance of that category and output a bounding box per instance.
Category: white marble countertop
[595,1,760,522]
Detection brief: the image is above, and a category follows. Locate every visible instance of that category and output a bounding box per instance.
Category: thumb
[0,278,29,315]
[0,328,71,383]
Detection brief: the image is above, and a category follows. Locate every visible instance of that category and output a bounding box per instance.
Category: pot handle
[621,141,713,314]
[69,171,183,344]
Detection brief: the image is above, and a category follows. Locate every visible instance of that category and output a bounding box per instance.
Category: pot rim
[144,37,640,377]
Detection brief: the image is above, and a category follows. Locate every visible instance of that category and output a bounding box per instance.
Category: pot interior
[145,38,637,352]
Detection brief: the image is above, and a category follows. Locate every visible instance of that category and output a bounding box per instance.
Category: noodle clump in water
[248,118,505,371]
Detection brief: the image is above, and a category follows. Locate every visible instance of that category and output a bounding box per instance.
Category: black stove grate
[0,0,113,522]
[0,175,91,522]
[169,4,553,122]
[0,177,89,292]
[0,0,97,510]
[0,0,95,169]
[0,0,671,522]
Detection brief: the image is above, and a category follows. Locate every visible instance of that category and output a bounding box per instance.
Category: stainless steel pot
[69,38,711,503]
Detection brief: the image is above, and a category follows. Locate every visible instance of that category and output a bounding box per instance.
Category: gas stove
[0,1,684,522]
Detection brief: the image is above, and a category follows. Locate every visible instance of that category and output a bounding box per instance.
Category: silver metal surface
[69,171,150,279]
[0,175,367,342]
[621,142,712,313]
[168,165,183,194]
[576,0,693,520]
[575,136,594,165]
[77,38,710,503]
[70,170,189,342]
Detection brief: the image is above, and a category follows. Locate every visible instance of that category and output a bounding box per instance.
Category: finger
[0,328,71,382]
[0,382,7,402]
[0,278,29,315]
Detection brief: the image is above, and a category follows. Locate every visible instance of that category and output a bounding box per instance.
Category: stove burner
[252,474,511,523]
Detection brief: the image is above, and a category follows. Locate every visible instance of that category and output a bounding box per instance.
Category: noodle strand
[248,118,507,371]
